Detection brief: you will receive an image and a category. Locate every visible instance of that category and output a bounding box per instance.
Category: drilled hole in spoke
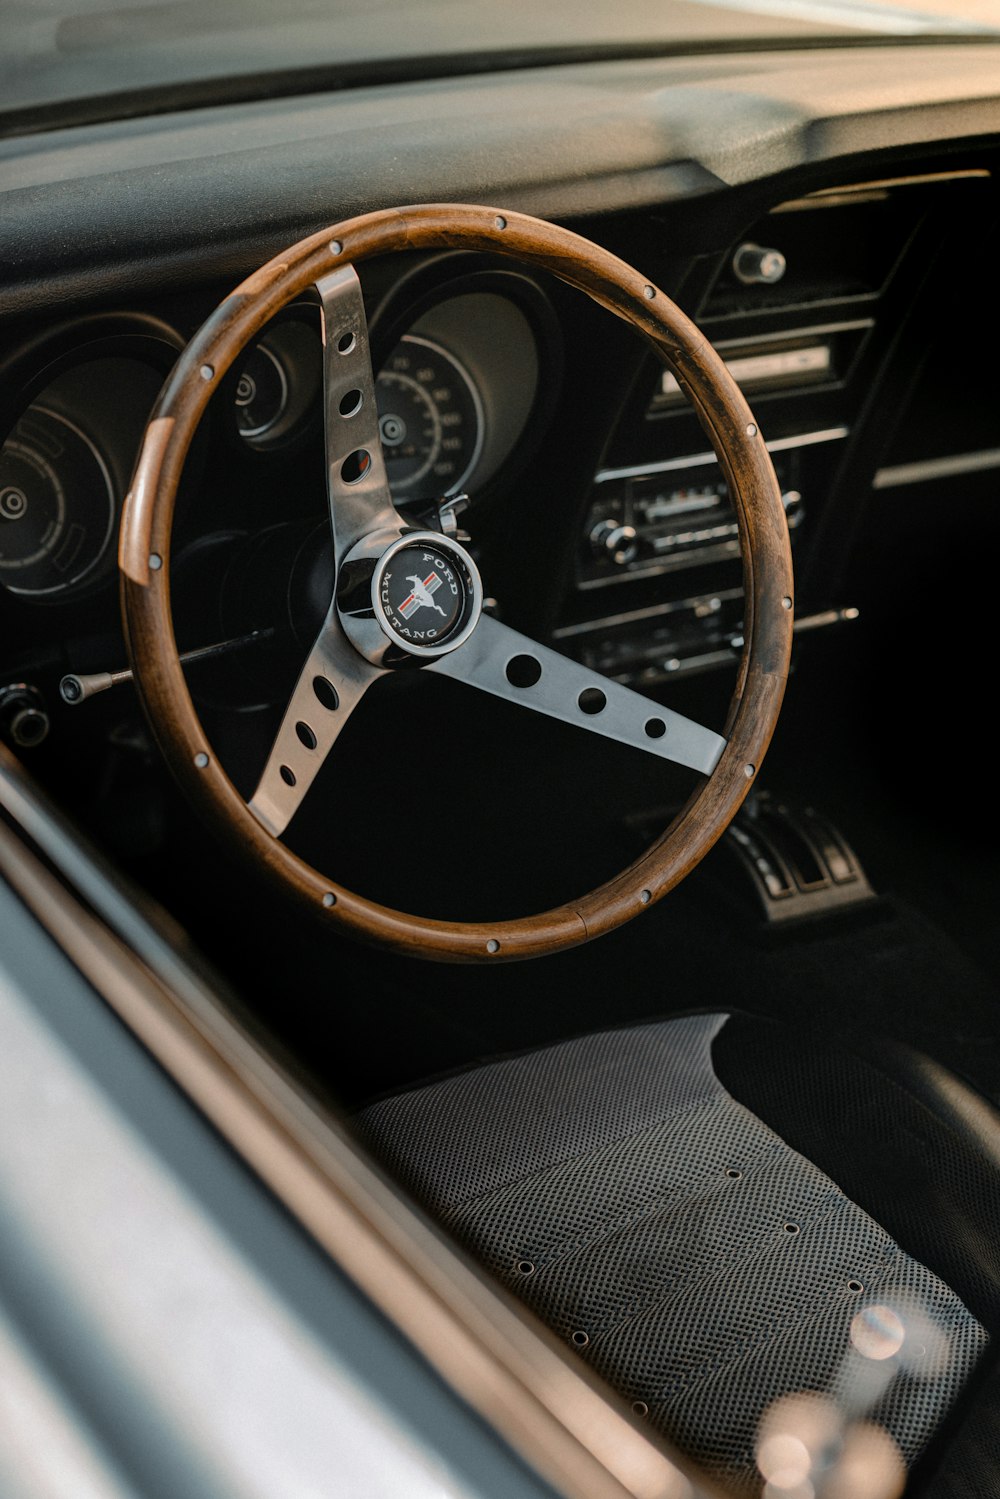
[578,687,606,716]
[340,450,371,484]
[337,331,356,355]
[313,676,340,711]
[279,765,296,787]
[295,721,318,750]
[645,718,667,739]
[338,388,363,417]
[506,654,542,688]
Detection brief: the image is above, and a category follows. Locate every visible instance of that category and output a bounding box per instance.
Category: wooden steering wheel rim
[119,204,794,963]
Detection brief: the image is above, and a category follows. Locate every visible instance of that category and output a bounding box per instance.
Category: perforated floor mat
[355,1015,988,1494]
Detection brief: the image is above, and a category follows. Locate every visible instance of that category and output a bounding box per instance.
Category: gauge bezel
[0,316,185,605]
[0,405,117,600]
[235,343,290,441]
[229,307,323,453]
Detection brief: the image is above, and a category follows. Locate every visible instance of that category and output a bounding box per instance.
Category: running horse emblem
[398,570,447,621]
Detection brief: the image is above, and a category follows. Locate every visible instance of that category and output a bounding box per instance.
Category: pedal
[723,793,875,923]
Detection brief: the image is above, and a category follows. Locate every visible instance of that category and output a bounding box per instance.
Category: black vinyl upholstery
[713,1015,1000,1342]
[356,1014,988,1494]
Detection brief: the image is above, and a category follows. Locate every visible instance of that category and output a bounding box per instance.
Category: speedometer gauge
[376,335,483,497]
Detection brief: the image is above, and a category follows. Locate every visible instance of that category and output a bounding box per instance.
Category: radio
[576,429,846,589]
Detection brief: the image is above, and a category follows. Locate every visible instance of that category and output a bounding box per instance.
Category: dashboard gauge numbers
[376,335,483,496]
[0,408,115,598]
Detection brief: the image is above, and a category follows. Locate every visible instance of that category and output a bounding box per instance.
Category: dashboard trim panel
[595,426,849,485]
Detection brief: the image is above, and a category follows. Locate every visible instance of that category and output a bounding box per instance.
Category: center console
[553,171,988,686]
[555,325,857,686]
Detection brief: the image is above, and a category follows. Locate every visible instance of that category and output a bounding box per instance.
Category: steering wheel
[120,204,793,962]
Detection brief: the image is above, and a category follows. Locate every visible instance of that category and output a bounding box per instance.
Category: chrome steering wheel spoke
[317,265,403,568]
[248,267,397,839]
[428,615,726,776]
[248,608,383,837]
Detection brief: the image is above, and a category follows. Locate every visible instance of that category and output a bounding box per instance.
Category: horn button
[339,529,483,665]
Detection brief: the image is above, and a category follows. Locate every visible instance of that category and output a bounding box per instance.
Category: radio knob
[732,242,787,286]
[590,521,639,566]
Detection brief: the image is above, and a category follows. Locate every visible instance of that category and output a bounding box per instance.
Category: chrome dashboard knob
[732,242,787,285]
[590,520,639,566]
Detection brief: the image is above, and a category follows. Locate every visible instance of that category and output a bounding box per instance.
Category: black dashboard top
[3,43,1000,316]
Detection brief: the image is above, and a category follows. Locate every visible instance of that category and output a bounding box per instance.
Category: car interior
[4,23,1000,1497]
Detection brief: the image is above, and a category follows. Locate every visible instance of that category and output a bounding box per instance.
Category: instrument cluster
[228,285,541,498]
[0,282,543,608]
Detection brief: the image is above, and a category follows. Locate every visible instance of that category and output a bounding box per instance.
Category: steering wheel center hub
[371,531,482,657]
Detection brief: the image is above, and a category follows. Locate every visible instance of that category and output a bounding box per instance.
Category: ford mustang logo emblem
[398,571,447,620]
[378,543,467,647]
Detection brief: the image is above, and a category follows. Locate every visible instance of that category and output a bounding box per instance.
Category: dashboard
[3,41,1000,873]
